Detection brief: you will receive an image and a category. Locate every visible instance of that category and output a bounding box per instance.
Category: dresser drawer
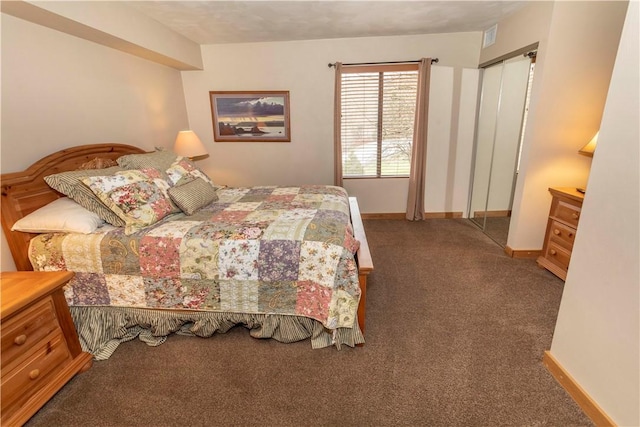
[548,220,577,250]
[1,297,60,366]
[552,198,581,227]
[543,241,572,272]
[1,332,71,419]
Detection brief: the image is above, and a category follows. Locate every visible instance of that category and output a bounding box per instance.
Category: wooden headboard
[1,144,146,271]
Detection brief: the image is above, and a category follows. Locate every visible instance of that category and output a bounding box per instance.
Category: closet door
[468,54,534,246]
[469,62,503,229]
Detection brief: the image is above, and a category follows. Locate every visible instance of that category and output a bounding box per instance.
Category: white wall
[482,1,627,250]
[550,2,639,424]
[479,1,554,65]
[0,13,191,271]
[1,1,203,70]
[181,33,481,214]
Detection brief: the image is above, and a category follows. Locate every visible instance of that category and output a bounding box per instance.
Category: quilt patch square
[180,279,220,310]
[257,200,292,210]
[272,187,300,196]
[179,234,220,280]
[140,236,181,278]
[298,241,342,287]
[258,240,301,281]
[257,281,297,313]
[238,187,273,202]
[220,279,259,312]
[100,231,141,275]
[244,209,281,223]
[219,240,260,280]
[279,208,317,221]
[266,194,295,203]
[303,220,345,245]
[225,202,262,211]
[30,234,67,272]
[145,220,200,238]
[70,273,110,305]
[294,193,324,205]
[313,209,349,223]
[295,280,332,321]
[144,277,183,308]
[210,210,250,222]
[327,288,359,329]
[61,233,104,273]
[105,275,146,307]
[320,199,349,215]
[262,218,312,241]
[216,187,250,203]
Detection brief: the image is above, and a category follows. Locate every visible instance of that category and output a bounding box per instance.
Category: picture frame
[209,91,291,142]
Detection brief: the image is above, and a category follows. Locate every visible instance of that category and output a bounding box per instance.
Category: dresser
[536,187,585,280]
[1,271,93,426]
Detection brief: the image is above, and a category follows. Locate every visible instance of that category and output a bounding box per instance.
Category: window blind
[341,66,418,178]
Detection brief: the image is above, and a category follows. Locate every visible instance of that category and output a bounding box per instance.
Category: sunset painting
[210,91,291,142]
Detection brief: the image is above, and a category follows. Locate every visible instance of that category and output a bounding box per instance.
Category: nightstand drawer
[552,199,581,227]
[543,241,572,272]
[548,220,577,250]
[1,297,60,366]
[1,271,92,427]
[1,332,71,418]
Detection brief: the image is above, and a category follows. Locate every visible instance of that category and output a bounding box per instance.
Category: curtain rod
[327,58,439,68]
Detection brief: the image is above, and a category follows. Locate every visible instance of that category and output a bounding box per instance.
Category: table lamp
[578,132,598,157]
[577,132,598,193]
[174,130,208,160]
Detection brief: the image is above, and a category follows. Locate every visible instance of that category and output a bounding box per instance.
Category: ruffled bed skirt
[69,307,365,360]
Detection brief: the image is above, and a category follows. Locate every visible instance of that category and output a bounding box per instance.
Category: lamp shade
[174,130,208,159]
[578,132,598,157]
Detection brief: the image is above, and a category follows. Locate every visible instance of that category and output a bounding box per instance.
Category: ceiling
[126,1,528,45]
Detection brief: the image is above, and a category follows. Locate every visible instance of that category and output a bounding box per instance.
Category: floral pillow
[44,166,127,227]
[166,158,217,188]
[81,169,176,234]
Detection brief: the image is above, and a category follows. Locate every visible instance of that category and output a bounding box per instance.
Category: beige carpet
[26,219,593,427]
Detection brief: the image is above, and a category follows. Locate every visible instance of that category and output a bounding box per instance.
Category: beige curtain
[333,62,343,187]
[406,58,432,220]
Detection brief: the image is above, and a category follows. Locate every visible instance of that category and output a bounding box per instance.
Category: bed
[1,144,373,359]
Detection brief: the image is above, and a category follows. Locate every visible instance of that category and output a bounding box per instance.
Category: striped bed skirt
[70,306,365,360]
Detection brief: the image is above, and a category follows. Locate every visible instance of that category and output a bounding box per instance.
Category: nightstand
[1,271,93,426]
[536,187,585,280]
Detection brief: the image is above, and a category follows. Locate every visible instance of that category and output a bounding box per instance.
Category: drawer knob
[14,334,27,345]
[29,369,40,380]
[550,249,557,256]
[553,229,561,235]
[572,213,579,219]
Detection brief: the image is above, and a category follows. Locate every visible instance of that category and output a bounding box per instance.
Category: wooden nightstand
[1,271,93,426]
[536,187,585,280]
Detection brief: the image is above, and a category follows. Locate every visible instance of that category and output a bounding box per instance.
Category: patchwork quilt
[29,186,362,330]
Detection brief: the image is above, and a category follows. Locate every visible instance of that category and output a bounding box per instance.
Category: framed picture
[209,91,291,142]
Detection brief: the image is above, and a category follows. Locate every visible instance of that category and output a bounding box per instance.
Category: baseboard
[424,212,463,219]
[361,213,404,220]
[360,212,463,220]
[543,351,616,426]
[472,209,511,218]
[504,246,541,259]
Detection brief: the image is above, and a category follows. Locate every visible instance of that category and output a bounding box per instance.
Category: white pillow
[11,197,104,234]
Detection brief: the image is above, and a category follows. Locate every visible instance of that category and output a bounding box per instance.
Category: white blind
[341,67,418,177]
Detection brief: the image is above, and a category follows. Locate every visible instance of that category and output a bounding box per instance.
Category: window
[340,64,419,178]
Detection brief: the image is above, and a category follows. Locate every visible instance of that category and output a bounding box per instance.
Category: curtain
[333,62,343,187]
[406,58,432,220]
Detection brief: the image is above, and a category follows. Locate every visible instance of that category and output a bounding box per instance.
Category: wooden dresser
[1,271,93,426]
[537,187,585,280]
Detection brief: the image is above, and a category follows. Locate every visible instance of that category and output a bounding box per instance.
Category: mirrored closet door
[468,52,535,247]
